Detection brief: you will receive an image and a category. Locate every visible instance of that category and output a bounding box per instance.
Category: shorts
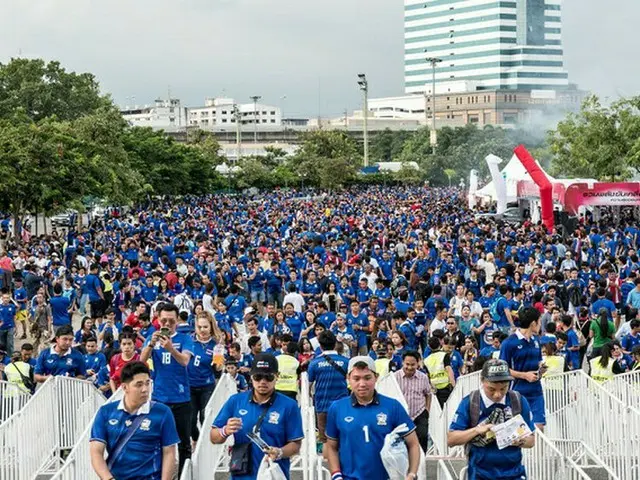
[524,393,546,426]
[90,299,105,319]
[250,290,266,303]
[16,310,28,323]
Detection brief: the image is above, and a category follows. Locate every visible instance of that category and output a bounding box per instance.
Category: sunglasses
[252,373,276,382]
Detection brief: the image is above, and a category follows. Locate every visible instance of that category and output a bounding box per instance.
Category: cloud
[0,0,637,117]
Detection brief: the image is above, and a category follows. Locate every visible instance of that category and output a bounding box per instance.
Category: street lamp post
[233,104,242,162]
[425,57,442,150]
[357,74,369,168]
[250,95,261,144]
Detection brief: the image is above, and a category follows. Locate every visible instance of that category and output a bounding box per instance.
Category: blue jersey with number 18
[144,332,193,404]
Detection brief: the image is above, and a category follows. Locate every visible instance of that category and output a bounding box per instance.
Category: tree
[443,168,456,187]
[393,163,423,184]
[370,129,413,162]
[289,130,362,188]
[549,95,640,181]
[0,58,110,122]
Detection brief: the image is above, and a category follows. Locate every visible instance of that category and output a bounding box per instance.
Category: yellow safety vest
[590,356,614,384]
[4,361,32,395]
[542,355,565,390]
[425,351,450,390]
[100,272,113,293]
[276,355,300,393]
[374,358,390,377]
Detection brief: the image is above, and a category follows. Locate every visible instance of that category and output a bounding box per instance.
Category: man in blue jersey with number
[210,353,304,480]
[500,306,547,431]
[324,356,421,480]
[141,302,193,475]
[307,331,349,444]
[90,361,179,480]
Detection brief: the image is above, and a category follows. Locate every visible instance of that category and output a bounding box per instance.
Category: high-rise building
[404,0,569,94]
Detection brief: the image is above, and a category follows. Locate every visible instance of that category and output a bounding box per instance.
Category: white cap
[347,356,376,374]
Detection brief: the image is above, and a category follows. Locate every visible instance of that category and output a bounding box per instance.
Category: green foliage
[370,129,413,162]
[0,58,109,122]
[549,95,640,181]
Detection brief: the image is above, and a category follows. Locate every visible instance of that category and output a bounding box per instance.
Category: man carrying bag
[211,353,304,479]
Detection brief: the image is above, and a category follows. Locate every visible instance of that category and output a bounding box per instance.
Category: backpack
[465,389,522,455]
[568,285,582,308]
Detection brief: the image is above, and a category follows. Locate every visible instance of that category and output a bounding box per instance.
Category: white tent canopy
[475,154,554,202]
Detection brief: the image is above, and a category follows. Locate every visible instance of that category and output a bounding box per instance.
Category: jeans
[250,290,266,304]
[0,328,15,355]
[267,291,283,308]
[79,294,89,315]
[167,401,192,475]
[190,385,215,441]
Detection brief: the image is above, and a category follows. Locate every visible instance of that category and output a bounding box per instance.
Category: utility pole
[233,104,242,162]
[250,95,261,144]
[425,57,442,151]
[357,74,369,168]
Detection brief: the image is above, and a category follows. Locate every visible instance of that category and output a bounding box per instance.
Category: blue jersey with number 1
[144,332,194,403]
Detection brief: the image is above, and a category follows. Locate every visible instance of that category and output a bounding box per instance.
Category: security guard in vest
[589,342,619,383]
[276,342,300,400]
[541,342,566,391]
[374,344,391,376]
[424,336,456,407]
[4,350,35,394]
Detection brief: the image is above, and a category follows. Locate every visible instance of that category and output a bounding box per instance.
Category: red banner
[564,182,640,215]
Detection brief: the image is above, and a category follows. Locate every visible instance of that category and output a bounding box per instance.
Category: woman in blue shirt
[188,312,222,443]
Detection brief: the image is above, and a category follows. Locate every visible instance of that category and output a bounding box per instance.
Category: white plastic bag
[256,456,287,480]
[380,423,410,480]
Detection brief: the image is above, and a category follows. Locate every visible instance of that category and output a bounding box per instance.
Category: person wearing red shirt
[125,301,147,330]
[108,332,140,391]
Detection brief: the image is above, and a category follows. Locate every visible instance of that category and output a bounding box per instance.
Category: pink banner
[564,182,640,215]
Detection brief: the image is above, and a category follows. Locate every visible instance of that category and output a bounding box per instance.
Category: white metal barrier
[0,376,105,480]
[437,459,455,480]
[523,429,591,480]
[50,389,123,480]
[543,370,640,480]
[604,369,640,410]
[189,373,237,480]
[0,380,30,424]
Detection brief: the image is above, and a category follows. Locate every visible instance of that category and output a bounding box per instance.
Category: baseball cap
[481,359,514,382]
[250,353,279,376]
[347,356,376,375]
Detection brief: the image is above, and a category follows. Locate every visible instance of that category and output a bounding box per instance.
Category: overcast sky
[1,0,637,118]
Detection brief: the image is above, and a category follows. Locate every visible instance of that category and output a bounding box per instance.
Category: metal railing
[523,429,592,480]
[437,459,456,480]
[0,380,30,424]
[604,369,640,410]
[0,376,105,480]
[50,389,123,480]
[185,373,238,480]
[543,370,640,480]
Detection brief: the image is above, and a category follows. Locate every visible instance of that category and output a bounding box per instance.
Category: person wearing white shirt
[449,285,467,317]
[239,317,271,354]
[359,264,379,292]
[283,284,306,313]
[430,305,448,334]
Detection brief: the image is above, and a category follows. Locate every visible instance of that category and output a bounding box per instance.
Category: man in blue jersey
[448,359,535,480]
[307,331,349,444]
[0,290,17,355]
[210,353,304,480]
[34,325,86,382]
[499,306,547,430]
[90,361,179,480]
[324,356,421,480]
[85,263,106,321]
[50,284,72,331]
[141,302,193,475]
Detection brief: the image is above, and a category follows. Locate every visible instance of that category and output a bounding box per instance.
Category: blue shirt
[450,391,533,480]
[14,287,28,311]
[90,400,180,480]
[188,338,217,388]
[84,351,107,373]
[144,333,194,404]
[0,303,17,330]
[225,294,247,322]
[84,274,103,302]
[325,392,416,480]
[500,331,543,397]
[591,298,617,319]
[35,346,87,378]
[347,312,369,348]
[50,296,72,326]
[307,352,349,413]
[213,391,304,480]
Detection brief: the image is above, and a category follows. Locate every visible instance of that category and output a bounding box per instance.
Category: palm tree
[444,168,456,187]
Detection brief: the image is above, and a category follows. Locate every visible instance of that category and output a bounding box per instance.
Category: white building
[121,98,186,128]
[404,0,569,94]
[188,98,282,128]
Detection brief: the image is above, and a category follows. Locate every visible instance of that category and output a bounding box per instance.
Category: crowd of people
[0,185,639,479]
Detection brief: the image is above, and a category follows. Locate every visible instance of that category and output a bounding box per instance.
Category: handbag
[229,401,272,476]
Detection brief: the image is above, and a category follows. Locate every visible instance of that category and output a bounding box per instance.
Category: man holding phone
[141,302,193,475]
[210,353,303,479]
